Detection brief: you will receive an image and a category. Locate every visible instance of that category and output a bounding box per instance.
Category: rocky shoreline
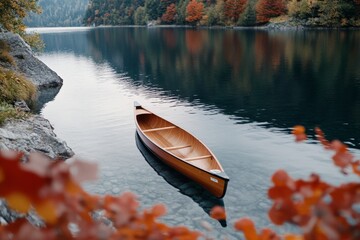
[0,115,73,159]
[0,28,73,159]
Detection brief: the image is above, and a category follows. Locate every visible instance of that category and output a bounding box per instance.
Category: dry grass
[0,66,36,105]
[0,101,28,126]
[269,15,290,23]
[0,40,15,65]
[0,67,35,125]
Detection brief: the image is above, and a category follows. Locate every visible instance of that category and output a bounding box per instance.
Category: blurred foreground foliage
[0,127,359,239]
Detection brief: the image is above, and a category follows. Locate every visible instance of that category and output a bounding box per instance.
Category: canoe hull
[136,125,228,199]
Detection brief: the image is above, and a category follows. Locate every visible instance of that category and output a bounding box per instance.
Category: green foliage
[134,6,147,25]
[288,0,360,27]
[317,0,355,26]
[0,67,36,106]
[0,102,28,126]
[238,0,257,26]
[25,0,88,27]
[0,0,44,50]
[205,5,219,26]
[176,0,189,24]
[287,0,311,20]
[0,0,40,33]
[145,0,160,21]
[21,33,44,52]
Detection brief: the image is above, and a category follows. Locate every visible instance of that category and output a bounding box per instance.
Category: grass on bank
[0,66,36,125]
[0,40,15,65]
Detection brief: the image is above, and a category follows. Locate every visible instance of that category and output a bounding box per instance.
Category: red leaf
[332,151,353,169]
[271,170,294,188]
[268,199,297,225]
[351,160,360,176]
[268,186,293,200]
[210,206,226,220]
[234,218,258,240]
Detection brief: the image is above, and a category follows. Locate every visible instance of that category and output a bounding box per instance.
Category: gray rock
[0,115,74,159]
[14,100,31,112]
[0,30,63,89]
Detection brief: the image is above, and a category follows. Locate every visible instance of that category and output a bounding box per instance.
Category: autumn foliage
[1,126,359,239]
[0,152,201,239]
[185,0,204,24]
[161,3,177,23]
[235,126,360,240]
[256,0,287,23]
[224,0,248,23]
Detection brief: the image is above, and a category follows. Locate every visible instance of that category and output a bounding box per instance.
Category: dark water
[35,27,360,238]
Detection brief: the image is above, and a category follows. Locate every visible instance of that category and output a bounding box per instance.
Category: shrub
[0,40,15,65]
[287,0,311,20]
[21,33,44,52]
[0,102,28,126]
[0,67,36,106]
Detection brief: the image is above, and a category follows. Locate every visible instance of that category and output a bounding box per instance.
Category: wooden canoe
[134,102,229,198]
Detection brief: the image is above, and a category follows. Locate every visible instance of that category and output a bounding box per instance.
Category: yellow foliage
[6,192,31,213]
[35,200,58,225]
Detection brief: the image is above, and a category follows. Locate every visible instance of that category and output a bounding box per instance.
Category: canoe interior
[136,109,223,172]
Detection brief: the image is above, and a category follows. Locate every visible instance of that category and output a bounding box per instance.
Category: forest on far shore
[84,0,360,27]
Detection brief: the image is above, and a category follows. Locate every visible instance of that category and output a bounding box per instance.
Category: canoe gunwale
[137,130,228,179]
[134,103,229,198]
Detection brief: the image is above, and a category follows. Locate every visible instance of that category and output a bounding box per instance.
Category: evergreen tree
[25,0,88,27]
[145,0,160,20]
[134,6,147,25]
[239,0,257,26]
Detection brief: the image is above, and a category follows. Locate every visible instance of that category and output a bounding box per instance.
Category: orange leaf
[268,186,293,200]
[295,133,307,142]
[330,140,348,153]
[292,126,307,142]
[315,127,330,148]
[151,204,167,217]
[210,206,226,220]
[35,200,58,225]
[268,199,296,225]
[271,170,293,187]
[5,192,31,213]
[258,228,280,240]
[351,161,360,176]
[284,234,304,240]
[292,125,305,135]
[234,218,258,240]
[332,151,353,168]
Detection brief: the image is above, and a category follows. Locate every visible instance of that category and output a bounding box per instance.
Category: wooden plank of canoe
[184,155,212,161]
[164,145,191,151]
[143,126,176,133]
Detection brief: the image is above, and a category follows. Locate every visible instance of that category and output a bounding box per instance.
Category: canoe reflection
[135,133,227,227]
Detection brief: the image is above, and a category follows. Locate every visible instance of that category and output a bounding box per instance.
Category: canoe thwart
[143,126,176,133]
[184,155,212,161]
[164,145,191,151]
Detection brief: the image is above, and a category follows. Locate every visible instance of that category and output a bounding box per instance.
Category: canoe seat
[184,155,212,161]
[164,145,191,151]
[143,126,176,133]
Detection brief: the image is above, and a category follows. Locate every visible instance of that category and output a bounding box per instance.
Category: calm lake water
[35,27,360,238]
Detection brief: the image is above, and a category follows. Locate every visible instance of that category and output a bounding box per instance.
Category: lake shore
[0,28,73,159]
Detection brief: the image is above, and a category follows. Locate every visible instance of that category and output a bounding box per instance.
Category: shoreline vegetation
[83,0,360,29]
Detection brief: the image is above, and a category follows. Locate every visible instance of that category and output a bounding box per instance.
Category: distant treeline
[25,0,89,27]
[84,0,360,27]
